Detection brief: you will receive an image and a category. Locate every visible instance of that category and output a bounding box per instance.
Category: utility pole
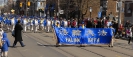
[118,0,122,27]
[58,0,60,19]
[26,0,27,16]
[4,0,5,13]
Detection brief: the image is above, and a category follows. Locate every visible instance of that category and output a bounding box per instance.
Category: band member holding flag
[79,22,86,29]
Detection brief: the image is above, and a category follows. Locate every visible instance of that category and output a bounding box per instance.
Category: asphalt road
[6,31,133,57]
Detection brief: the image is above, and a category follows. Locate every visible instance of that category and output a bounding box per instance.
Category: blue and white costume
[46,19,51,32]
[34,19,39,32]
[22,18,28,32]
[10,18,17,32]
[63,20,68,28]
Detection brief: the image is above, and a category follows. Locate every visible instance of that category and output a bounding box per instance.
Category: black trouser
[128,37,132,44]
[13,40,24,47]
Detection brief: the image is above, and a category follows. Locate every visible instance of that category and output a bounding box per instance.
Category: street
[7,31,133,57]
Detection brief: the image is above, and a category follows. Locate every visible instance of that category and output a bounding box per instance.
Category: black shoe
[22,45,26,47]
[108,45,110,47]
[12,46,16,48]
[111,46,113,47]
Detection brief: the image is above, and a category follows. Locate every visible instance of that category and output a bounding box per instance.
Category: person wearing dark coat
[86,20,93,28]
[13,20,25,47]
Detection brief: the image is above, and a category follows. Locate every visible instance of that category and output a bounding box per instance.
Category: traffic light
[20,2,22,7]
[27,1,30,6]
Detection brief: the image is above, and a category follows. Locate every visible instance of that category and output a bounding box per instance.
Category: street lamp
[89,7,92,18]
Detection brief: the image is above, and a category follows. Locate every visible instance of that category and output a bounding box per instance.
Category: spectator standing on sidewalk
[127,26,132,44]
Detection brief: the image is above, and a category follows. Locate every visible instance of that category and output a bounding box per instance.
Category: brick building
[57,0,133,24]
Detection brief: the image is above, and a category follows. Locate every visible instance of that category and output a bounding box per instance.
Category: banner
[54,27,113,45]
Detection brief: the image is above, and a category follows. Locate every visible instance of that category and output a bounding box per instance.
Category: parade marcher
[33,18,39,33]
[10,17,17,32]
[40,18,44,31]
[56,22,60,28]
[5,18,10,31]
[27,18,31,30]
[63,19,68,28]
[79,22,86,29]
[37,18,41,30]
[55,19,60,27]
[22,18,28,32]
[1,33,10,57]
[30,18,34,31]
[13,20,25,47]
[109,25,115,47]
[46,19,51,33]
[43,18,47,31]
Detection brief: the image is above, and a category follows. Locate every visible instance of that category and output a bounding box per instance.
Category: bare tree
[76,0,100,19]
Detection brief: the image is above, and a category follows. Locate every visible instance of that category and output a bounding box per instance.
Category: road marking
[37,42,43,45]
[37,42,46,47]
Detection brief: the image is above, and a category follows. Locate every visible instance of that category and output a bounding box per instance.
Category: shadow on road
[38,44,109,47]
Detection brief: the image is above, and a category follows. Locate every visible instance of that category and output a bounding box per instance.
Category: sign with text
[54,27,113,45]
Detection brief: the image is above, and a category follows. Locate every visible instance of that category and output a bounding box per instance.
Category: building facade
[58,0,132,24]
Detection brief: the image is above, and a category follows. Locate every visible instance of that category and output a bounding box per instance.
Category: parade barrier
[53,27,113,46]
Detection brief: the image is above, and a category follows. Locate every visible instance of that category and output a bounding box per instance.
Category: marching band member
[34,18,39,33]
[56,22,60,28]
[109,25,115,47]
[55,19,60,27]
[79,22,86,29]
[4,18,9,31]
[63,19,68,28]
[38,18,41,30]
[46,19,51,33]
[10,17,17,32]
[40,18,44,31]
[30,18,34,31]
[22,18,28,32]
[27,18,30,30]
[43,18,47,31]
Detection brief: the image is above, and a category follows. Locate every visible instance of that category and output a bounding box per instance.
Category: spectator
[1,33,10,57]
[12,20,25,47]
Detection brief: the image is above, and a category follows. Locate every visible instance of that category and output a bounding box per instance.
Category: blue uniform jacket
[43,19,47,26]
[1,33,10,51]
[38,19,40,24]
